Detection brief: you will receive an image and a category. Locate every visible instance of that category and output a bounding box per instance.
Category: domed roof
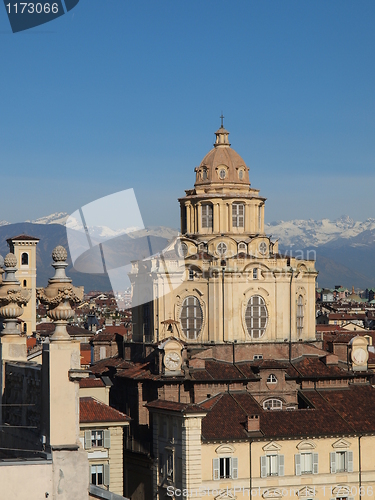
[194,126,250,188]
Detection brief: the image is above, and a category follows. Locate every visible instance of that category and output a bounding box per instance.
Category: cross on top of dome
[214,114,231,148]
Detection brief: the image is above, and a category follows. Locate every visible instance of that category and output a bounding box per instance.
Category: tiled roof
[101,325,130,337]
[7,234,40,241]
[200,386,375,441]
[146,400,206,414]
[80,397,130,423]
[91,357,133,376]
[291,357,353,379]
[79,378,105,388]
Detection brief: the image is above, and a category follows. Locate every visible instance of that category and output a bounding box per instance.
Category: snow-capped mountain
[26,212,70,225]
[266,215,375,248]
[0,220,10,227]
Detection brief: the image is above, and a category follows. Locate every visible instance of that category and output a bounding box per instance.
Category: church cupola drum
[131,124,317,346]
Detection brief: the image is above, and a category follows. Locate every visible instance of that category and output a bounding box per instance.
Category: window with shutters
[232,203,245,228]
[91,464,103,485]
[213,457,238,480]
[297,295,304,335]
[260,454,284,477]
[201,204,213,229]
[91,430,103,447]
[330,451,353,473]
[295,453,318,475]
[180,296,203,339]
[85,429,111,449]
[245,295,268,339]
[91,464,109,487]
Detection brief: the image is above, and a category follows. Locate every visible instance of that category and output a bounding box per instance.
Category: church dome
[194,126,250,188]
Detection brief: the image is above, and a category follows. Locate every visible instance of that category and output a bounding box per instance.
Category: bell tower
[7,235,39,335]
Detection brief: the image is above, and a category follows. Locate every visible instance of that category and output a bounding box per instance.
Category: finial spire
[220,113,224,128]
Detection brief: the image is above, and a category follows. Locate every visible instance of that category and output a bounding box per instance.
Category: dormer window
[238,242,247,253]
[202,169,208,180]
[219,169,226,179]
[239,170,244,180]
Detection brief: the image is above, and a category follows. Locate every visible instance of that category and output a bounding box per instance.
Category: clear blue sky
[1,0,374,228]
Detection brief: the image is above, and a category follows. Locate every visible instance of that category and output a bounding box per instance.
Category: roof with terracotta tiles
[146,400,206,414]
[200,386,375,441]
[7,234,40,241]
[79,378,105,388]
[91,357,134,376]
[80,397,130,423]
[291,357,353,379]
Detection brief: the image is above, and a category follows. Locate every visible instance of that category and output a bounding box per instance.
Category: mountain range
[0,213,373,291]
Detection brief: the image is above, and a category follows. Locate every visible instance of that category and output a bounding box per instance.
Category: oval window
[180,296,203,340]
[245,295,268,339]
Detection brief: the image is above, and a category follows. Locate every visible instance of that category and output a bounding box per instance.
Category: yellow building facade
[131,126,317,348]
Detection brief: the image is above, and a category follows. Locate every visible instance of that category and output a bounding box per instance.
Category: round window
[219,169,226,179]
[245,295,268,339]
[217,242,227,256]
[258,242,267,255]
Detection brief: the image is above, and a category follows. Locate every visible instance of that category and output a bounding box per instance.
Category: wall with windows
[80,424,125,496]
[197,436,375,500]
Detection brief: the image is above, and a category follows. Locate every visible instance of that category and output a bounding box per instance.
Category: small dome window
[219,169,226,179]
[202,169,208,180]
[239,170,244,180]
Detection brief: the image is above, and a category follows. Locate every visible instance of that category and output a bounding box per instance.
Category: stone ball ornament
[52,245,68,262]
[4,253,17,268]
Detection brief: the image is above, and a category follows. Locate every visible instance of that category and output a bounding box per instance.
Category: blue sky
[1,0,374,228]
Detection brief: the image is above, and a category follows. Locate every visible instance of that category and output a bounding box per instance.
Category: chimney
[246,414,260,432]
[323,354,339,365]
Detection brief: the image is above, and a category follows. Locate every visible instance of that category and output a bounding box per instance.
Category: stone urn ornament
[0,253,31,335]
[37,246,83,341]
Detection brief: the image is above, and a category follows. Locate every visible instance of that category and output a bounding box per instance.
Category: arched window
[180,296,203,340]
[23,280,27,287]
[239,170,244,180]
[232,203,244,228]
[263,398,282,410]
[21,252,29,266]
[297,295,304,335]
[201,204,213,229]
[202,168,208,180]
[245,295,268,339]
